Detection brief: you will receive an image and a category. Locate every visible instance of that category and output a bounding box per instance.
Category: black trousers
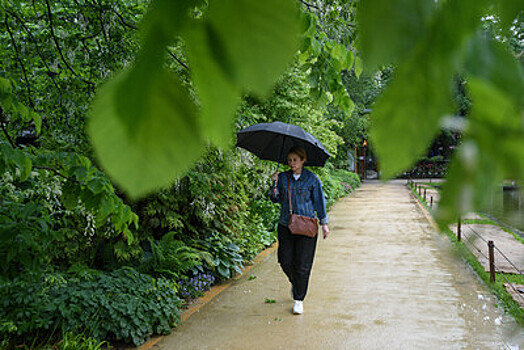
[277,224,318,301]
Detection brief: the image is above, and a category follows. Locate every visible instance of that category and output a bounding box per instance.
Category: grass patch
[462,219,497,225]
[408,183,432,211]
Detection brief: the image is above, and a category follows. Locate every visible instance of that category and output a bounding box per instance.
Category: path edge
[136,242,279,349]
[407,182,524,325]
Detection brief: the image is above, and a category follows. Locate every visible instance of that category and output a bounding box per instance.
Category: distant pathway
[156,181,524,349]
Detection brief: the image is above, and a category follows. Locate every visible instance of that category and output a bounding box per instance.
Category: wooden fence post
[457,217,461,242]
[488,240,496,283]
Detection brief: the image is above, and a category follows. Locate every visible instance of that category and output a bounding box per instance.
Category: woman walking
[269,146,329,315]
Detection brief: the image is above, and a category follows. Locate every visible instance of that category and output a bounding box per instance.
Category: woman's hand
[322,224,330,239]
[271,171,279,184]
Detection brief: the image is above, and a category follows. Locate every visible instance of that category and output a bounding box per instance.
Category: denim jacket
[269,169,328,227]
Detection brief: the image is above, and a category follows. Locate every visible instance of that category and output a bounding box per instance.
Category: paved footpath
[156,181,524,350]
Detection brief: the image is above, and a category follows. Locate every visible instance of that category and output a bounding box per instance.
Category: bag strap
[287,172,293,214]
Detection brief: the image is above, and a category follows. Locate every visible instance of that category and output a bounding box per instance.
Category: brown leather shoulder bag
[287,173,318,238]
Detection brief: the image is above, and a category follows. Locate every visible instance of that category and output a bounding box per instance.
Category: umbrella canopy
[236,121,330,167]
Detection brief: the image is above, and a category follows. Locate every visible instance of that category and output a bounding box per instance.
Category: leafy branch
[167,49,190,71]
[298,0,321,12]
[44,0,94,87]
[4,15,33,108]
[4,9,61,92]
[32,165,68,180]
[111,7,138,30]
[0,107,17,149]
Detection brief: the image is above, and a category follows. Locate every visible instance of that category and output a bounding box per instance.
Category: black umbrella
[236,121,330,167]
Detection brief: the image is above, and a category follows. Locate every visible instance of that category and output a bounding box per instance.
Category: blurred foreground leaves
[89,0,301,198]
[359,0,524,226]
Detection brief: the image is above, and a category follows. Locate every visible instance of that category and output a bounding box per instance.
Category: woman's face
[288,152,305,173]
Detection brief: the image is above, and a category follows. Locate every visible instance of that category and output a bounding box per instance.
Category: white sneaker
[293,300,303,315]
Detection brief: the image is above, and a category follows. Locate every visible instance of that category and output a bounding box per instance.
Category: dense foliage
[1,268,180,346]
[0,0,362,347]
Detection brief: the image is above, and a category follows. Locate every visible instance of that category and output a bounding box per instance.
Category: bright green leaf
[300,11,316,37]
[331,44,347,68]
[311,37,321,56]
[87,177,106,195]
[366,0,490,179]
[115,0,193,135]
[123,228,134,245]
[89,69,204,199]
[340,94,355,116]
[463,32,524,108]
[32,112,42,134]
[17,103,30,122]
[358,0,437,69]
[184,23,240,147]
[437,76,524,227]
[346,51,355,71]
[20,154,32,181]
[369,59,453,179]
[0,77,12,99]
[206,0,301,95]
[353,56,362,78]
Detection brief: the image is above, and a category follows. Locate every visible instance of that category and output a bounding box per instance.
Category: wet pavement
[156,181,524,349]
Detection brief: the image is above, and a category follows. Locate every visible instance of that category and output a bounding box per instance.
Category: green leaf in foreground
[88,70,203,199]
[369,60,453,179]
[367,0,489,179]
[436,34,524,227]
[358,0,436,70]
[437,77,524,227]
[206,0,301,95]
[89,0,301,196]
[185,0,300,147]
[114,0,193,135]
[184,23,240,147]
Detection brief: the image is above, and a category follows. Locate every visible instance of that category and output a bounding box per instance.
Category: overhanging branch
[4,16,33,108]
[167,49,190,71]
[0,107,18,149]
[44,0,94,87]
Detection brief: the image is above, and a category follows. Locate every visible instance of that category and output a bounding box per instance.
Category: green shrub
[192,232,244,280]
[0,268,181,347]
[316,167,360,208]
[236,216,275,260]
[139,232,213,280]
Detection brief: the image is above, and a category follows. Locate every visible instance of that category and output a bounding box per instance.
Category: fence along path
[412,179,524,310]
[156,181,524,349]
[450,223,524,275]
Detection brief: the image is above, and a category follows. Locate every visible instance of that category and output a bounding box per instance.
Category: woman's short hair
[288,146,307,161]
